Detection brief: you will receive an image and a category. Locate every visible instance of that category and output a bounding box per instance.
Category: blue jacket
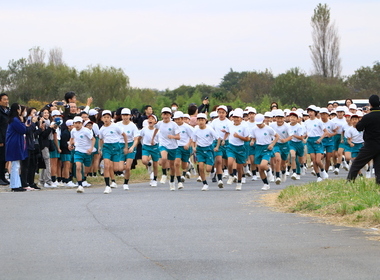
[5,117,27,161]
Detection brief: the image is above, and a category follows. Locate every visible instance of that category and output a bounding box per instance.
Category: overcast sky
[0,0,378,90]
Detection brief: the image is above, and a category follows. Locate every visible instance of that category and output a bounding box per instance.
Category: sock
[321,168,325,172]
[217,174,222,180]
[281,170,286,174]
[202,180,207,185]
[238,180,241,183]
[177,176,181,183]
[83,176,87,181]
[124,179,129,185]
[153,176,157,181]
[233,169,237,176]
[276,172,280,178]
[211,167,215,173]
[105,177,110,186]
[78,181,82,186]
[262,178,268,184]
[293,169,296,173]
[182,171,186,176]
[335,163,341,168]
[57,177,62,182]
[148,161,152,166]
[112,179,116,183]
[252,170,257,176]
[162,168,167,175]
[51,176,56,182]
[316,173,321,177]
[170,175,175,183]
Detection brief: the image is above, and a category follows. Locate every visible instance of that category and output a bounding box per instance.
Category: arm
[122,132,129,154]
[268,134,279,150]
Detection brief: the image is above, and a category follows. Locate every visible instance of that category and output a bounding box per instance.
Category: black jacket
[356,107,380,148]
[0,106,9,144]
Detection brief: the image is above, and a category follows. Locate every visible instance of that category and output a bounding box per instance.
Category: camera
[56,101,64,106]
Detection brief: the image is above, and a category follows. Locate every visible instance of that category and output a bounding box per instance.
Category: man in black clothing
[198,97,210,114]
[0,93,9,185]
[347,95,380,184]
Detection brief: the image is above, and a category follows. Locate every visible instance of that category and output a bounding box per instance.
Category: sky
[0,0,378,90]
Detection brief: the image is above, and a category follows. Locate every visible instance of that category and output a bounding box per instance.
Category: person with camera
[0,93,10,185]
[198,97,210,114]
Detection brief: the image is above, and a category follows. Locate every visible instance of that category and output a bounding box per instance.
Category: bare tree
[310,3,342,78]
[28,46,46,65]
[48,47,64,66]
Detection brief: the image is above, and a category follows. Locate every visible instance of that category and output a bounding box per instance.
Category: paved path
[1,170,380,280]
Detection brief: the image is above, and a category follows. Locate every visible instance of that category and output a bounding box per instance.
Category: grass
[275,178,380,229]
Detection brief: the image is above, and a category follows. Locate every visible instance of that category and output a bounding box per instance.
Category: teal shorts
[227,144,247,164]
[92,137,99,155]
[214,140,228,159]
[273,142,290,161]
[322,137,334,153]
[254,144,274,165]
[120,142,136,161]
[196,146,215,166]
[176,146,192,162]
[248,143,256,156]
[307,137,324,154]
[289,141,305,157]
[348,142,364,158]
[142,144,161,162]
[74,151,92,167]
[60,153,72,162]
[50,140,60,159]
[102,143,122,162]
[159,146,177,161]
[333,134,341,151]
[339,137,349,150]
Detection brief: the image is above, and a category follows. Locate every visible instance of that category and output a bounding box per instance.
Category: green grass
[277,178,380,227]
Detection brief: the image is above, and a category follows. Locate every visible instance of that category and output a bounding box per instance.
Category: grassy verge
[272,178,380,229]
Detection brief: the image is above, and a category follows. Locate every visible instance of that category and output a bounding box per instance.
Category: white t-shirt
[92,123,100,137]
[270,123,292,141]
[289,123,304,143]
[71,127,94,153]
[210,118,232,139]
[250,125,276,145]
[331,117,346,134]
[192,125,219,147]
[99,123,124,144]
[322,120,337,135]
[304,118,325,137]
[155,121,181,149]
[345,126,364,144]
[140,126,159,146]
[117,121,140,143]
[177,123,194,147]
[226,123,250,146]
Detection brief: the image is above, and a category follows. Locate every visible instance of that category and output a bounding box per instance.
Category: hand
[315,139,321,144]
[128,147,134,153]
[250,141,255,146]
[58,149,62,154]
[184,145,189,150]
[87,97,93,106]
[86,149,92,155]
[68,145,74,151]
[268,144,274,150]
[214,147,219,152]
[0,143,4,147]
[123,147,129,154]
[32,116,38,123]
[350,143,354,147]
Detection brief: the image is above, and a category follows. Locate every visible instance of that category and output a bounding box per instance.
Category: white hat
[73,116,83,123]
[102,110,112,116]
[89,109,98,116]
[65,119,73,126]
[349,104,357,110]
[336,106,345,112]
[275,110,285,117]
[283,109,291,116]
[217,105,228,112]
[161,107,172,114]
[264,111,273,118]
[51,110,61,117]
[173,111,184,119]
[197,113,207,119]
[210,111,218,118]
[229,111,234,117]
[307,105,318,112]
[247,107,257,114]
[330,110,337,115]
[121,108,131,115]
[232,110,243,118]
[183,114,190,119]
[255,114,265,124]
[147,114,158,122]
[302,110,309,116]
[356,111,364,117]
[319,107,329,114]
[288,111,300,118]
[83,120,93,126]
[345,112,352,117]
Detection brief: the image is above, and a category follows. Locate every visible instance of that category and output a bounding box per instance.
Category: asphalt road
[1,170,380,280]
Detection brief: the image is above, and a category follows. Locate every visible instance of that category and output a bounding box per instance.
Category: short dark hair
[64,91,76,103]
[188,104,197,115]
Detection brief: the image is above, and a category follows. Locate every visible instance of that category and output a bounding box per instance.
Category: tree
[346,62,380,97]
[310,3,341,78]
[48,47,64,66]
[28,46,46,65]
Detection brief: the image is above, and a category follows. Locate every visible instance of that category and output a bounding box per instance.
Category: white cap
[147,114,158,122]
[319,107,329,114]
[345,111,352,117]
[247,107,257,114]
[356,111,364,117]
[183,114,190,119]
[349,104,357,110]
[173,111,184,119]
[330,110,337,115]
[288,111,300,118]
[121,108,131,115]
[296,108,304,114]
[302,110,309,116]
[274,110,285,117]
[65,119,73,126]
[102,110,112,116]
[89,109,98,116]
[255,114,265,124]
[264,111,273,118]
[232,110,243,118]
[197,113,207,119]
[161,107,172,114]
[229,111,234,117]
[217,105,228,112]
[51,110,61,117]
[83,120,93,126]
[336,106,345,112]
[307,105,318,112]
[283,109,291,116]
[73,116,83,123]
[210,111,218,118]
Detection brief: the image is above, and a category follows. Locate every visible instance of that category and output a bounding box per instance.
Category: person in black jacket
[347,95,380,184]
[0,93,9,185]
[198,97,209,114]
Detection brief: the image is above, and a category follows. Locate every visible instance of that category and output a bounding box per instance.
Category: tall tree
[310,3,341,78]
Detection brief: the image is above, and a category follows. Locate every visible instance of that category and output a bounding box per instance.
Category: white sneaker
[196,176,202,182]
[328,166,334,171]
[333,168,339,175]
[261,184,270,191]
[275,177,281,185]
[242,177,246,184]
[44,183,57,188]
[233,175,238,183]
[178,182,184,189]
[65,181,77,187]
[185,171,191,179]
[366,171,371,178]
[246,170,252,177]
[285,171,290,176]
[210,171,216,179]
[291,173,297,180]
[343,161,349,171]
[227,175,234,185]
[311,170,316,176]
[180,176,186,182]
[82,181,91,187]
[147,160,153,175]
[104,186,112,194]
[160,175,167,184]
[123,184,129,190]
[251,175,258,181]
[372,168,375,174]
[201,184,209,191]
[56,181,64,187]
[321,170,329,179]
[150,180,158,187]
[222,170,229,178]
[218,180,224,188]
[150,172,154,180]
[267,171,274,182]
[281,173,287,183]
[76,186,84,193]
[317,177,323,182]
[110,182,118,188]
[169,182,175,191]
[236,183,242,191]
[296,175,301,180]
[301,166,306,175]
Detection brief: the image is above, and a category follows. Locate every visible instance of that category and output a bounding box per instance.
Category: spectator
[0,93,9,185]
[198,97,209,114]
